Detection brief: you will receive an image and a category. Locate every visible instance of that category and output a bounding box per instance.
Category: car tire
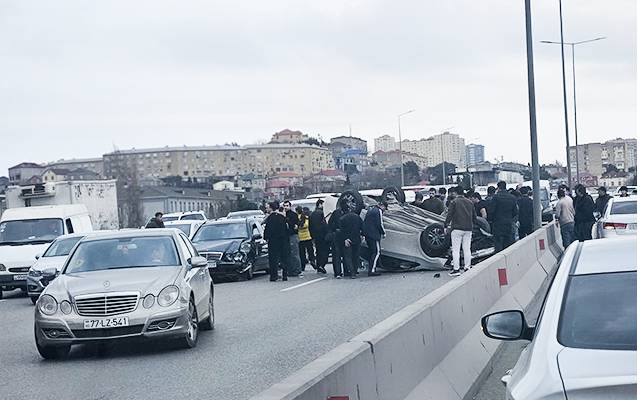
[420,223,451,257]
[0,289,3,300]
[178,297,199,349]
[199,290,215,331]
[382,186,406,204]
[339,190,365,215]
[30,296,38,305]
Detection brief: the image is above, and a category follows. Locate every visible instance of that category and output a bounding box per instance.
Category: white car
[160,211,207,223]
[481,237,637,399]
[164,220,204,240]
[594,196,637,239]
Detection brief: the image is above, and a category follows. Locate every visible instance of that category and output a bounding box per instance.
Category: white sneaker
[299,273,304,278]
[448,269,462,277]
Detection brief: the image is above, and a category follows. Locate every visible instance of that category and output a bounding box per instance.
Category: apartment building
[374,134,397,152]
[399,131,466,168]
[465,144,485,166]
[569,143,603,179]
[46,157,104,176]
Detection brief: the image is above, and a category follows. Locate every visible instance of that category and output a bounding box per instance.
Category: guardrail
[251,223,563,400]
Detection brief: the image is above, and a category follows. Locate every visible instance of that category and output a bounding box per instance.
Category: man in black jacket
[327,201,345,278]
[282,200,302,277]
[340,202,364,279]
[263,202,289,281]
[595,187,612,215]
[309,200,329,274]
[488,181,519,252]
[145,212,165,228]
[423,189,445,215]
[517,186,534,239]
[363,202,386,277]
[574,185,595,242]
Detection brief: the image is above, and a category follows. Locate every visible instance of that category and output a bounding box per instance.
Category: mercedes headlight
[240,242,252,253]
[38,295,58,316]
[142,294,155,309]
[233,252,244,262]
[222,252,233,262]
[59,300,72,315]
[29,268,42,277]
[0,264,5,272]
[157,286,179,307]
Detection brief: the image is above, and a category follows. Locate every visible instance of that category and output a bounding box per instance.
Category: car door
[251,222,268,271]
[177,233,207,310]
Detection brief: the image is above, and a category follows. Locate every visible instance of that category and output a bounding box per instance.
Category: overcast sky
[1,0,635,175]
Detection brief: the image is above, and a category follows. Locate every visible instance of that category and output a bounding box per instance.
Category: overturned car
[323,187,494,271]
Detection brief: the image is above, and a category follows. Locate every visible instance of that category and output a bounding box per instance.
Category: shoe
[299,273,304,278]
[318,266,327,274]
[368,271,381,277]
[448,269,462,277]
[270,278,278,282]
[336,275,342,279]
[282,277,288,281]
[350,274,357,279]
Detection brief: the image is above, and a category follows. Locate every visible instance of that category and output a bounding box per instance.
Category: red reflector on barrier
[539,239,545,250]
[498,268,508,286]
[328,397,349,400]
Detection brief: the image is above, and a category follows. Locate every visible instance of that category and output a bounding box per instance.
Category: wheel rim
[187,300,198,342]
[428,227,446,247]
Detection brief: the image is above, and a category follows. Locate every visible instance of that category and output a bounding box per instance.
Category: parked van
[0,205,93,298]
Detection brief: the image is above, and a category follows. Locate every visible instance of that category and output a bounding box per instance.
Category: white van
[0,205,93,298]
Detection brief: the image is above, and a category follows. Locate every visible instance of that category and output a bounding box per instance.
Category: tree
[302,137,328,147]
[605,164,619,174]
[427,162,456,185]
[234,197,258,211]
[403,161,421,185]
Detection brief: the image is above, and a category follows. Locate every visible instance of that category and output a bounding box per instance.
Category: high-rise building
[569,143,603,180]
[601,138,637,172]
[465,144,485,166]
[374,135,396,152]
[399,131,466,168]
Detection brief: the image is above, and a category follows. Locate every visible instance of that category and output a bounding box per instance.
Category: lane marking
[280,277,328,292]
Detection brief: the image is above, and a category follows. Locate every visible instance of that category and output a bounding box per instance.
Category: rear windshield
[162,216,179,222]
[170,224,191,236]
[558,271,637,350]
[610,201,637,215]
[43,236,83,257]
[181,214,205,221]
[65,236,180,273]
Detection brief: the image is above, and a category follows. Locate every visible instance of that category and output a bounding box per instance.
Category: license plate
[13,274,27,281]
[629,223,637,230]
[208,260,217,268]
[83,317,129,329]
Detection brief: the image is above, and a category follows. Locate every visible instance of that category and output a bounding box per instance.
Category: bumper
[35,303,190,347]
[208,261,251,276]
[0,273,27,290]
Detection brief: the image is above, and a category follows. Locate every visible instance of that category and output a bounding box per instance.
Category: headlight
[0,263,5,272]
[59,300,72,315]
[240,242,252,253]
[142,294,155,309]
[38,295,58,316]
[29,269,42,277]
[222,252,233,262]
[157,286,179,307]
[233,252,244,262]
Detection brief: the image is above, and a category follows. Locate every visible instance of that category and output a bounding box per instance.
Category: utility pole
[397,110,415,187]
[525,0,542,230]
[558,0,572,186]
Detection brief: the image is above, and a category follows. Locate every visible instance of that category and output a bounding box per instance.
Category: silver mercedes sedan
[34,229,214,359]
[481,237,637,399]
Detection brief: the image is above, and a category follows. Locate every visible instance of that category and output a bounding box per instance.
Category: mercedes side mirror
[481,310,533,341]
[35,253,42,260]
[42,267,58,277]
[189,256,209,268]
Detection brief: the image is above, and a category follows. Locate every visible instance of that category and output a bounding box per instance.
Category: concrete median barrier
[251,223,563,400]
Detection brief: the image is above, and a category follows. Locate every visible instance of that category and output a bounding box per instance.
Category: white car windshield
[65,236,180,273]
[192,223,248,242]
[43,237,83,257]
[0,218,64,245]
[610,201,637,215]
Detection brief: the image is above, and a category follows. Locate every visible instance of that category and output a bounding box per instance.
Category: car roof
[81,229,178,242]
[574,238,637,275]
[609,196,637,203]
[0,204,89,221]
[203,218,251,226]
[52,232,88,240]
[164,220,201,226]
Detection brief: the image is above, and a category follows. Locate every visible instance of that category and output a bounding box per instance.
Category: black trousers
[365,238,381,273]
[343,242,361,277]
[493,228,514,253]
[575,221,594,242]
[518,225,533,239]
[314,238,329,269]
[299,240,316,269]
[331,238,344,277]
[267,239,288,280]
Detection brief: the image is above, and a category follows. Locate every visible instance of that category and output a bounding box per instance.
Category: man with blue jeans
[555,188,575,247]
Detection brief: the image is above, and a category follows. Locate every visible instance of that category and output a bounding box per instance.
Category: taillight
[603,222,627,230]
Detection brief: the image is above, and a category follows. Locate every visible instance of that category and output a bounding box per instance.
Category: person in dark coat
[595,187,612,216]
[411,192,425,209]
[145,212,165,228]
[574,185,595,242]
[339,202,364,279]
[423,189,445,215]
[488,181,519,252]
[263,202,289,281]
[282,200,302,277]
[309,200,329,274]
[362,202,386,277]
[327,201,346,278]
[517,186,534,239]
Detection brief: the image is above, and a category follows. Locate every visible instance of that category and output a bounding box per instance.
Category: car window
[182,214,205,221]
[162,216,179,222]
[610,201,637,215]
[65,236,180,273]
[191,223,249,242]
[558,271,637,350]
[43,236,83,257]
[170,223,191,236]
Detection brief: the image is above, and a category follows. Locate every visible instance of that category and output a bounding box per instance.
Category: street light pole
[558,0,572,186]
[397,110,415,187]
[524,0,542,230]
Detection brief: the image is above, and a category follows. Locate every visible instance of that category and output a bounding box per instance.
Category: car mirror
[189,256,208,268]
[35,253,42,260]
[481,310,532,341]
[42,267,58,277]
[252,233,262,241]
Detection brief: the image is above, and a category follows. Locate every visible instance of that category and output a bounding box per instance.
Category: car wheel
[382,186,406,204]
[339,190,364,215]
[0,289,3,300]
[30,296,38,305]
[420,223,451,257]
[178,297,199,348]
[200,290,215,331]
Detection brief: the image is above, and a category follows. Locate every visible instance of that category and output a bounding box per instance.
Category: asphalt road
[0,266,452,400]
